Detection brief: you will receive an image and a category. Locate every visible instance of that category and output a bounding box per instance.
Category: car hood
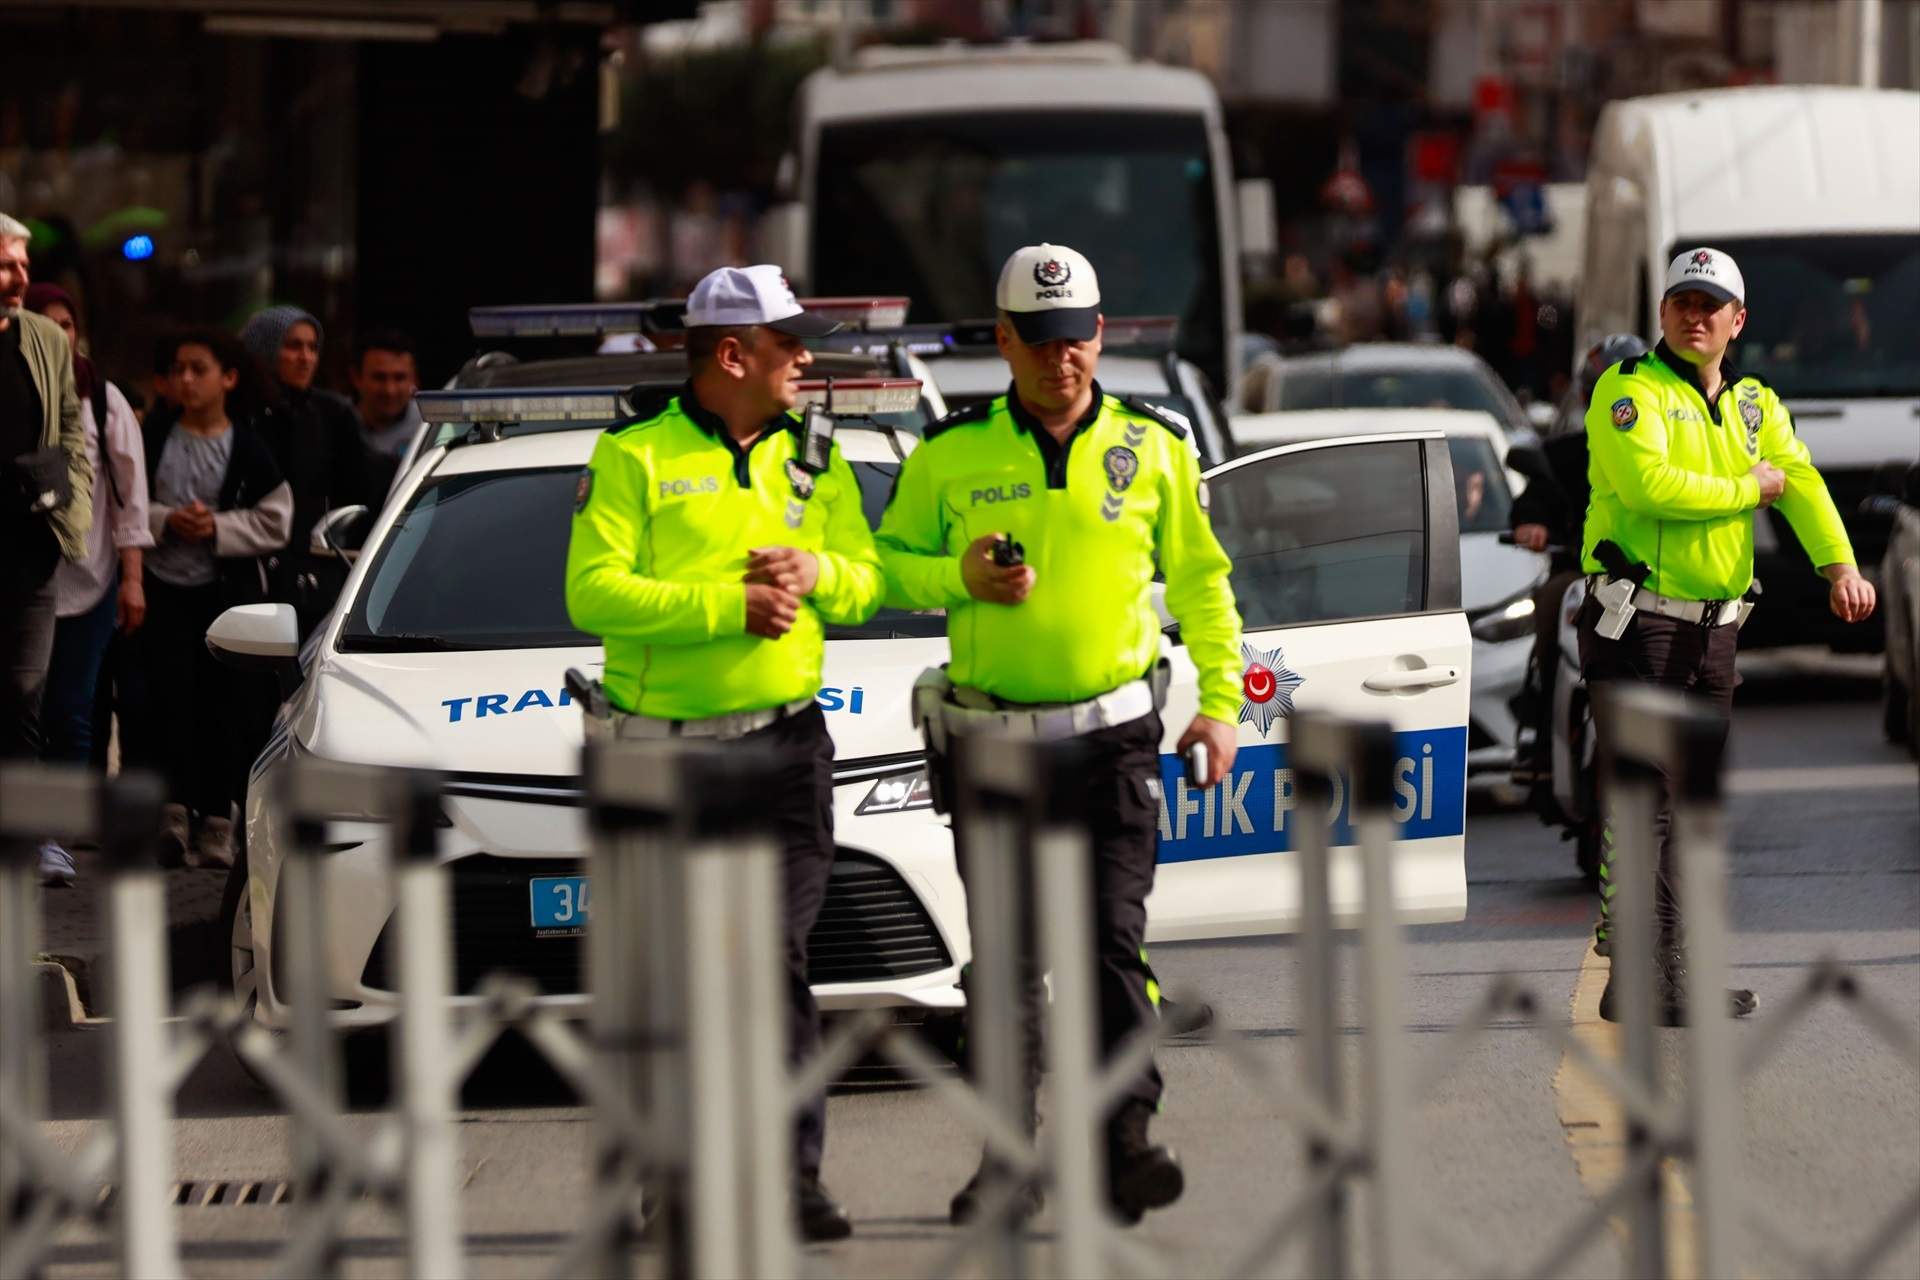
[297,637,949,778]
[1461,533,1546,614]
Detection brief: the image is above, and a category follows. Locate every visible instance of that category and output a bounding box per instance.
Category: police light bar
[1099,315,1180,349]
[794,297,911,330]
[818,321,998,358]
[415,389,627,426]
[468,301,687,339]
[792,378,922,415]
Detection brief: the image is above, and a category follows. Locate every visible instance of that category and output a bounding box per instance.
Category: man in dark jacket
[1,211,92,766]
[239,305,395,637]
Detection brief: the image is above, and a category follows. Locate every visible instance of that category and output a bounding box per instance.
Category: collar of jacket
[1003,379,1106,439]
[1654,339,1744,423]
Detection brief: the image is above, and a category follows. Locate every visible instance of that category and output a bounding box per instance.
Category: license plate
[529,876,590,936]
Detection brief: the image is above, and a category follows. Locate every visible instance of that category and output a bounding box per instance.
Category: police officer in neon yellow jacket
[1579,246,1875,1027]
[565,266,881,1241]
[876,244,1243,1228]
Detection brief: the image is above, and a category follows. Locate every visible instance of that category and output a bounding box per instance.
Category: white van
[1580,86,1920,650]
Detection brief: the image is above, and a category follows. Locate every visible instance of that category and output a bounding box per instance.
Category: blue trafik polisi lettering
[1152,727,1467,862]
[443,685,866,722]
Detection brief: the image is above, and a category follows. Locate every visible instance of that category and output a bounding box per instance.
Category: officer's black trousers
[948,712,1166,1123]
[741,702,837,1177]
[1576,596,1738,949]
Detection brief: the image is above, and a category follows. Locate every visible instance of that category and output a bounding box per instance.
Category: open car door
[1147,430,1471,939]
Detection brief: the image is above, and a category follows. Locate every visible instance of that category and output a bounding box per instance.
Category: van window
[1680,234,1920,398]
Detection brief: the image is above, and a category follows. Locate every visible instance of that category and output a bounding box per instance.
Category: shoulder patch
[609,384,677,434]
[1118,394,1189,440]
[1610,397,1639,430]
[922,399,994,442]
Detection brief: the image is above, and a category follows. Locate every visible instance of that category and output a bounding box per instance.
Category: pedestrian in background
[135,327,291,867]
[240,305,391,637]
[1,212,93,783]
[25,281,151,887]
[349,328,422,458]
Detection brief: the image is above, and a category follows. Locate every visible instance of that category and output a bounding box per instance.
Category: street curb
[34,960,88,1032]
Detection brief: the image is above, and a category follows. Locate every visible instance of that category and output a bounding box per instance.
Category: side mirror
[207,603,300,673]
[311,505,372,561]
[757,203,808,285]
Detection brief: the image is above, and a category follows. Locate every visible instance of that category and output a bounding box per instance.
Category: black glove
[10,446,71,515]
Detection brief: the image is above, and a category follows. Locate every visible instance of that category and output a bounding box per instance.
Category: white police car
[210,335,1472,1034]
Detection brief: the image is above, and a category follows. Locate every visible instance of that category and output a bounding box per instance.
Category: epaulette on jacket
[923,400,993,441]
[610,385,678,434]
[1616,355,1643,377]
[1118,394,1190,439]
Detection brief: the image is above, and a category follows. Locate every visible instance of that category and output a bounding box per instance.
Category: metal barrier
[1,690,1914,1280]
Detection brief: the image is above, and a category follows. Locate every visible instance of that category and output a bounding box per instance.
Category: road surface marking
[1553,941,1699,1278]
[1727,764,1917,794]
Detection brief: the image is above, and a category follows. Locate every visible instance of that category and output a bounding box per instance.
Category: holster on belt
[1591,539,1652,641]
[565,667,614,741]
[910,666,955,813]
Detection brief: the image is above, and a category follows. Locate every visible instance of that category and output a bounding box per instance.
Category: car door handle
[1363,666,1461,692]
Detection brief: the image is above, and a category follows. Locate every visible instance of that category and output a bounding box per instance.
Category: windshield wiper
[338,632,486,652]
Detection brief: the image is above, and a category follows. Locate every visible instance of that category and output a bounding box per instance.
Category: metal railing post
[98,772,181,1280]
[278,764,360,1280]
[1021,737,1105,1280]
[676,745,791,1280]
[583,738,679,1280]
[0,766,61,1275]
[1289,721,1349,1280]
[1600,684,1742,1280]
[949,730,1038,1280]
[389,769,462,1280]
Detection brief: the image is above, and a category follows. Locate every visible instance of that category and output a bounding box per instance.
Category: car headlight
[1471,590,1537,643]
[856,767,934,816]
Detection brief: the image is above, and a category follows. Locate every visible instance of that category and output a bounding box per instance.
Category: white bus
[763,40,1271,400]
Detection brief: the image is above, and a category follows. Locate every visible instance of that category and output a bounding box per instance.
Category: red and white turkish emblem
[1238,640,1305,737]
[1033,258,1072,288]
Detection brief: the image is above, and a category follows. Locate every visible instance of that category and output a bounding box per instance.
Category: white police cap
[686,264,840,337]
[995,243,1101,344]
[1664,247,1746,307]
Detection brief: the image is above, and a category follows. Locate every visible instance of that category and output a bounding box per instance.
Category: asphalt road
[29,650,1920,1279]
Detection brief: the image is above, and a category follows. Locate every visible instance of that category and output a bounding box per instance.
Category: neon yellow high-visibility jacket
[875,385,1244,723]
[565,385,884,718]
[1582,342,1854,601]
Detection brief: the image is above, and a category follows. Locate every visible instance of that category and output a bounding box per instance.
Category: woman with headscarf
[238,305,393,637]
[25,283,153,885]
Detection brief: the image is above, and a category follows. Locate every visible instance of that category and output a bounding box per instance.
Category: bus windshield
[812,111,1226,389]
[1689,234,1920,399]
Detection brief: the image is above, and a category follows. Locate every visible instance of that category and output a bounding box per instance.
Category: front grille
[807,853,952,984]
[360,849,951,996]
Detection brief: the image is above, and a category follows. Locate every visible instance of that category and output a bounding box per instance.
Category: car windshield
[1446,436,1512,534]
[1691,234,1920,398]
[1278,364,1517,427]
[813,111,1227,390]
[827,460,949,640]
[340,468,593,651]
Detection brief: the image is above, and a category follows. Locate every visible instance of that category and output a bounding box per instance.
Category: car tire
[1885,671,1913,745]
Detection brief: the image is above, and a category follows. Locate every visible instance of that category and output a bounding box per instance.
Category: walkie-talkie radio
[991,535,1025,568]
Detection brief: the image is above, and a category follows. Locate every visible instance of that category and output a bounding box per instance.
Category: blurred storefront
[0,2,608,395]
